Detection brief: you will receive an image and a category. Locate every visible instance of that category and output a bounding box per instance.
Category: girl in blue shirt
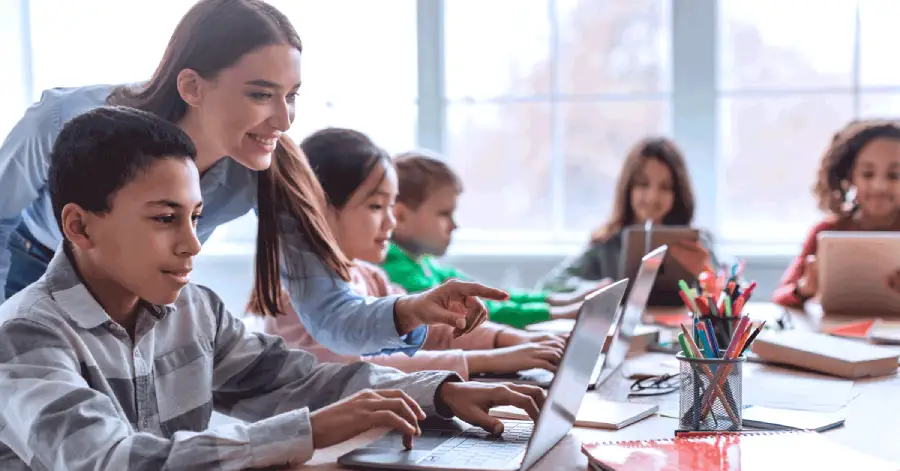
[0,0,505,356]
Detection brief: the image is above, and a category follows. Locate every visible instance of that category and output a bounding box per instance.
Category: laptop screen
[603,246,666,374]
[519,279,627,471]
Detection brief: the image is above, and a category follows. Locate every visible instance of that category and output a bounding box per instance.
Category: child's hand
[545,278,612,306]
[495,329,567,348]
[310,389,426,450]
[549,302,582,320]
[886,269,900,294]
[669,240,711,277]
[796,254,819,299]
[466,341,565,375]
[437,382,545,435]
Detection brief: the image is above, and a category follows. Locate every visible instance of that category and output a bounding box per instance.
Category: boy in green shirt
[383,152,594,328]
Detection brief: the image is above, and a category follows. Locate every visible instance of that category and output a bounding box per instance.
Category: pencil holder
[701,315,744,353]
[676,353,745,432]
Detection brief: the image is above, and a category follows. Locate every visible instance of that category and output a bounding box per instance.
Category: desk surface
[293,303,900,470]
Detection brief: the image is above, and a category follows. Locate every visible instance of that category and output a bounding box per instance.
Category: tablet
[818,231,900,316]
[621,224,698,306]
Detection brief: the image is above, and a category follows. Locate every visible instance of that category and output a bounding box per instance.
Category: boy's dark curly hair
[813,119,900,216]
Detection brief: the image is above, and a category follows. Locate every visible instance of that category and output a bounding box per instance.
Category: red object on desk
[581,430,897,471]
[824,319,876,339]
[646,312,691,327]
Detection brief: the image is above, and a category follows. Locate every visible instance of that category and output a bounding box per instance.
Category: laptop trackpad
[340,447,433,466]
[366,416,466,451]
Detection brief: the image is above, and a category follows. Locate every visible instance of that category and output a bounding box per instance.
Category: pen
[679,290,700,315]
[678,324,740,423]
[695,296,710,315]
[698,317,751,417]
[724,294,732,317]
[739,321,767,356]
[733,296,746,316]
[697,324,716,359]
[678,333,693,359]
[703,318,721,357]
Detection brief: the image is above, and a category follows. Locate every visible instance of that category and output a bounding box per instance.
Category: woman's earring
[842,183,858,212]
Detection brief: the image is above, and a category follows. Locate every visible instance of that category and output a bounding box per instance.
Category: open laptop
[818,231,900,316]
[622,223,699,307]
[590,245,666,386]
[338,279,628,471]
[473,246,666,390]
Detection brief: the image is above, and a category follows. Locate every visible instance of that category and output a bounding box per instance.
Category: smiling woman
[0,0,509,358]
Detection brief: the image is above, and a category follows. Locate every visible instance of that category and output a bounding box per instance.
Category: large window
[717,0,900,245]
[9,0,418,247]
[7,0,900,255]
[443,0,672,239]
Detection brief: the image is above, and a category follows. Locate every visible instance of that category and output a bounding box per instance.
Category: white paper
[742,364,858,412]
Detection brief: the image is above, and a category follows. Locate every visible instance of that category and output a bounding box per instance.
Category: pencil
[739,321,766,356]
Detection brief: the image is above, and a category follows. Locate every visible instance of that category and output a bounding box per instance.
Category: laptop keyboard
[416,421,534,468]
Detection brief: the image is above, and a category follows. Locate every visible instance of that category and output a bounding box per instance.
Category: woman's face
[191,43,302,171]
[630,157,675,225]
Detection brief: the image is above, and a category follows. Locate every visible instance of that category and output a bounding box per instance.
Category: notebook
[490,395,657,430]
[581,430,897,471]
[742,405,845,432]
[751,330,899,379]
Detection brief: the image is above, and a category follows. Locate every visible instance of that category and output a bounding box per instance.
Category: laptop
[818,231,900,316]
[590,245,666,386]
[338,279,628,471]
[622,223,699,307]
[473,246,666,390]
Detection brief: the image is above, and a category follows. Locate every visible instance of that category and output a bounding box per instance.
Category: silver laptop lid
[519,279,628,470]
[603,245,667,374]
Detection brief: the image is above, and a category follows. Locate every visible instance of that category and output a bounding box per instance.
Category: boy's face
[70,158,203,308]
[394,185,459,256]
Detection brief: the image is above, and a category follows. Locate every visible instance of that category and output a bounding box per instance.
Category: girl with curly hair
[773,119,900,307]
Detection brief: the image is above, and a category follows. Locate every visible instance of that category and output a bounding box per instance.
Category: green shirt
[382,243,551,328]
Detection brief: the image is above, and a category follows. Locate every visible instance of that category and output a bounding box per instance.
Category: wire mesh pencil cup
[676,353,745,432]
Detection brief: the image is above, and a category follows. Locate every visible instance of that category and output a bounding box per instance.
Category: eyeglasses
[628,373,680,397]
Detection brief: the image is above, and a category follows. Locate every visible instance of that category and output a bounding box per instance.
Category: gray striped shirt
[0,250,458,470]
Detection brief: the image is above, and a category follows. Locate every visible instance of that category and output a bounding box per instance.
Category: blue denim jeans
[4,224,53,299]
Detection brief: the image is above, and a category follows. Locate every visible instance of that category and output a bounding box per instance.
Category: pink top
[264,260,507,380]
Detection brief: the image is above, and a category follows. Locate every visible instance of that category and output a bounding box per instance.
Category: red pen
[695,296,710,315]
[733,296,746,316]
[679,290,698,314]
[742,281,758,300]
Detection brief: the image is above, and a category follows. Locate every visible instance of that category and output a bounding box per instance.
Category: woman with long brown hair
[538,136,716,306]
[0,0,506,355]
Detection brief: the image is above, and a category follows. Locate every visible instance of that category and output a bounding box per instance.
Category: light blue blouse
[0,84,426,355]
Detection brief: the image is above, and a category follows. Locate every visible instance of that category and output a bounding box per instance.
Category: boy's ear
[176,69,205,108]
[393,202,410,224]
[60,203,95,250]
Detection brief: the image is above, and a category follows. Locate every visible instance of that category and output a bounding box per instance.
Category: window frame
[9,0,897,258]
